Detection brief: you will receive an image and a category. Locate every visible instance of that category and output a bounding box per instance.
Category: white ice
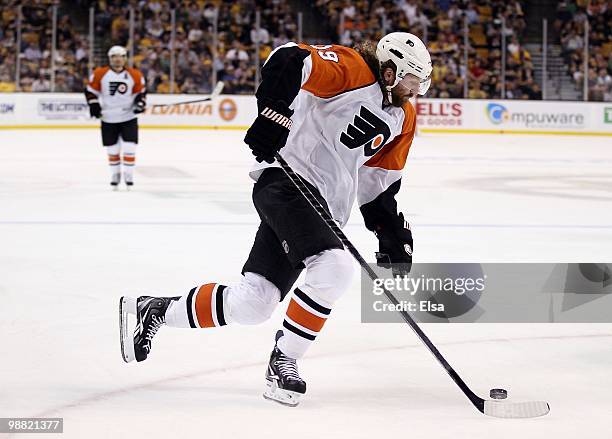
[1,129,611,438]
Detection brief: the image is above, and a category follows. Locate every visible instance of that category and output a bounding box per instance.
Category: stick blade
[119,296,137,363]
[211,81,224,98]
[484,400,550,418]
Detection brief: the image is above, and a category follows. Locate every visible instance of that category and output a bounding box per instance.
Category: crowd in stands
[0,2,18,91]
[0,0,89,92]
[556,0,612,101]
[2,0,609,101]
[315,0,538,99]
[94,0,298,94]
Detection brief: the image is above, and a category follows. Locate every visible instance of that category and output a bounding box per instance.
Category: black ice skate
[119,296,178,363]
[111,172,121,191]
[263,330,306,407]
[125,179,133,191]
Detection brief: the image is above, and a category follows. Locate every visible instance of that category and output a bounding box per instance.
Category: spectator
[557,1,611,99]
[31,73,50,92]
[225,41,249,62]
[54,73,70,92]
[24,43,43,61]
[468,80,487,98]
[180,76,198,93]
[465,3,480,25]
[148,19,165,39]
[0,73,16,92]
[250,24,270,45]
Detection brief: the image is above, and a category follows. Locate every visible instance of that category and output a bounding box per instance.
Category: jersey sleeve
[255,42,312,108]
[86,66,109,96]
[127,68,145,94]
[358,101,417,232]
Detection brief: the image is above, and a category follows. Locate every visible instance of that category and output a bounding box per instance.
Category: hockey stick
[151,81,225,108]
[274,153,550,419]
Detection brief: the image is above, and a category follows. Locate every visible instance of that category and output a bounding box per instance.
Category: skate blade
[263,380,303,407]
[111,185,119,192]
[119,296,137,363]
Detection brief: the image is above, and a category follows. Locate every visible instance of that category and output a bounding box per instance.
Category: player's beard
[389,88,410,107]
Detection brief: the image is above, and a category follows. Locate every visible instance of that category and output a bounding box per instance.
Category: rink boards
[0,93,610,136]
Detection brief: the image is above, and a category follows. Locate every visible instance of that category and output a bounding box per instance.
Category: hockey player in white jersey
[85,46,146,190]
[120,33,432,406]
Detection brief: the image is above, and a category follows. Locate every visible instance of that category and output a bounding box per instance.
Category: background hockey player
[120,33,432,407]
[85,46,146,190]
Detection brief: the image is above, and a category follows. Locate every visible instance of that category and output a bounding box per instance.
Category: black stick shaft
[152,96,214,108]
[275,153,484,412]
[152,82,224,108]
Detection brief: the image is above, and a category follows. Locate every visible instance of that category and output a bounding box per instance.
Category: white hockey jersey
[86,67,145,123]
[251,43,417,227]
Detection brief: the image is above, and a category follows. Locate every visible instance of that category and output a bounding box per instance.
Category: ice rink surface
[1,128,611,438]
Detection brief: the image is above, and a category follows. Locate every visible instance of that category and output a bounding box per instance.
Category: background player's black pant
[101,118,138,184]
[101,118,138,146]
[242,168,344,299]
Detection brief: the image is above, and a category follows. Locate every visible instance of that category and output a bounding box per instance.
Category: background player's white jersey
[251,43,417,227]
[87,67,145,123]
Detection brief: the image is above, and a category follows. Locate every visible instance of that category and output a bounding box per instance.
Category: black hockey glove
[88,101,101,118]
[244,100,293,164]
[133,93,146,114]
[375,212,413,276]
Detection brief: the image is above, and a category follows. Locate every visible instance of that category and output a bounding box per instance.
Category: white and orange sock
[106,143,121,181]
[279,288,331,358]
[165,273,281,329]
[121,141,136,183]
[277,248,354,359]
[166,283,228,328]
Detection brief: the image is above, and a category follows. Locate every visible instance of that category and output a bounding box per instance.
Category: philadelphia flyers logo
[109,81,128,96]
[340,106,391,156]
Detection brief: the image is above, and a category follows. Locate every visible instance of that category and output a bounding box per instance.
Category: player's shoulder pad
[88,66,110,90]
[298,44,376,99]
[91,66,110,79]
[126,68,144,83]
[126,68,145,92]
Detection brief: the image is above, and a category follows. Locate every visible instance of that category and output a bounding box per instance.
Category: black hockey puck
[490,388,508,400]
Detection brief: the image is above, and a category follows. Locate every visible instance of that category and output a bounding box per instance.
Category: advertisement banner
[0,93,256,129]
[418,98,610,135]
[0,93,610,136]
[0,101,16,115]
[415,99,464,128]
[0,97,17,126]
[138,94,254,128]
[37,98,90,120]
[600,106,612,128]
[482,101,587,131]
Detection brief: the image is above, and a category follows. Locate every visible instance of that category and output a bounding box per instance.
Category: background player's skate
[110,169,120,190]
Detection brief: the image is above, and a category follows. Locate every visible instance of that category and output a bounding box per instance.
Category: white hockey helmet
[107,45,127,58]
[376,32,433,95]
